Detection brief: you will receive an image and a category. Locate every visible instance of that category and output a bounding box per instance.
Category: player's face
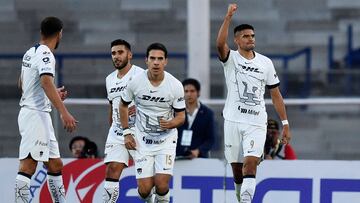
[184,84,199,104]
[234,29,255,51]
[55,30,63,50]
[146,50,167,76]
[111,45,132,70]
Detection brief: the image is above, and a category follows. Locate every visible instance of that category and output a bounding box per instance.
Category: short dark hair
[182,78,201,92]
[83,141,98,158]
[40,16,63,38]
[146,42,168,58]
[234,24,254,35]
[111,39,131,51]
[69,136,88,150]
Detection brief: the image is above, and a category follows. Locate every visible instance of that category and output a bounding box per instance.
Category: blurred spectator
[176,78,216,159]
[83,140,99,158]
[69,136,98,158]
[264,119,297,160]
[69,136,88,158]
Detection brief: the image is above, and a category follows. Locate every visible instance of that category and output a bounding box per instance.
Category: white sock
[240,176,256,203]
[103,180,119,203]
[47,173,66,203]
[234,182,242,202]
[15,173,31,203]
[138,188,154,203]
[155,190,170,203]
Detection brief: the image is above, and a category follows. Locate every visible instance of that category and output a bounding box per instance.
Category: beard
[113,58,128,70]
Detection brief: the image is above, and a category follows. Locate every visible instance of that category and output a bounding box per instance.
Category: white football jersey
[221,50,280,127]
[105,65,144,143]
[122,70,185,151]
[19,44,56,112]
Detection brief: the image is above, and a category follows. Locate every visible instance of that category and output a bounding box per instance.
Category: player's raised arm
[40,75,77,133]
[216,3,237,61]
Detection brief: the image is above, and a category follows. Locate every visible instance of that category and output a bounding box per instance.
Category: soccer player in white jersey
[102,39,144,202]
[119,43,185,203]
[15,16,77,203]
[216,4,291,203]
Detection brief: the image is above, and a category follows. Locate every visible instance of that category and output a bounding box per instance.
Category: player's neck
[117,63,132,79]
[39,39,56,52]
[238,49,255,60]
[147,71,164,87]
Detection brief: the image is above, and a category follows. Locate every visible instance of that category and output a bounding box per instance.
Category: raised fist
[227,4,237,16]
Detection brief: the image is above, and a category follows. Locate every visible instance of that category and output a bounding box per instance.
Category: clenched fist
[227,4,237,17]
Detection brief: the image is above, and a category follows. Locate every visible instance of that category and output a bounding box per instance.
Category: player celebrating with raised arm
[103,39,144,203]
[16,16,77,203]
[120,43,185,203]
[216,4,291,202]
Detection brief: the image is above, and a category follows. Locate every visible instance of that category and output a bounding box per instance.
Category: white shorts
[224,120,266,163]
[132,134,177,179]
[18,107,60,162]
[104,143,130,166]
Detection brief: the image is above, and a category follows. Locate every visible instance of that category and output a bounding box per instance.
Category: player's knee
[155,185,169,195]
[154,179,169,194]
[138,186,152,199]
[243,162,258,175]
[19,157,38,175]
[105,163,124,178]
[47,158,63,173]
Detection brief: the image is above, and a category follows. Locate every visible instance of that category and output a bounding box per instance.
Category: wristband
[281,120,289,126]
[123,128,132,137]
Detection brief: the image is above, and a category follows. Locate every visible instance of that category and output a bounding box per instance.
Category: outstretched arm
[216,3,237,61]
[41,75,77,132]
[270,87,291,144]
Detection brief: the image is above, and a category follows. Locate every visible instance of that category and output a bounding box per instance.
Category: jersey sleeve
[121,79,134,104]
[105,76,112,101]
[221,50,236,69]
[265,59,280,88]
[172,81,185,111]
[37,48,55,77]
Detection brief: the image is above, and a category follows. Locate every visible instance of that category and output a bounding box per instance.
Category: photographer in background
[264,119,297,160]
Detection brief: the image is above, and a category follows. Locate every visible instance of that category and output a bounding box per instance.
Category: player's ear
[234,37,238,45]
[58,29,63,40]
[128,51,133,60]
